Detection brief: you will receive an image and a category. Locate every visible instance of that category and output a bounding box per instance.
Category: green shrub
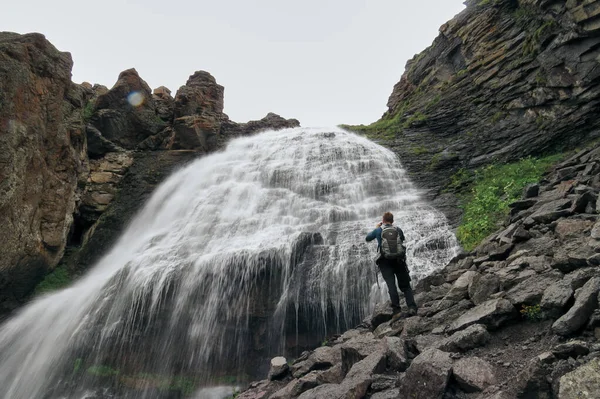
[520,304,543,321]
[34,267,72,295]
[456,155,562,251]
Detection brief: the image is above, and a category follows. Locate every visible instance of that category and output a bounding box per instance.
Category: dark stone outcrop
[346,0,600,226]
[0,32,88,313]
[90,68,166,149]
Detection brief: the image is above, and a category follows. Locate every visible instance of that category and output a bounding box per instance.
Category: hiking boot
[407,307,418,317]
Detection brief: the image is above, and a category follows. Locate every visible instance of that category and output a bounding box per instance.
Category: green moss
[490,111,504,124]
[34,266,72,295]
[456,155,563,251]
[83,100,95,122]
[402,112,428,129]
[409,146,430,155]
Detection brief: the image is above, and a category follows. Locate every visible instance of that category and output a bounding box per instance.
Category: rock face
[90,68,166,149]
[169,71,224,151]
[348,0,600,226]
[0,32,88,312]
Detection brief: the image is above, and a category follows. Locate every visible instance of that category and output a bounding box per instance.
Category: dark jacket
[365,223,405,251]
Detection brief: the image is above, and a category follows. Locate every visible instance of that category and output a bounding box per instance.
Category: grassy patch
[455,155,562,251]
[34,266,72,295]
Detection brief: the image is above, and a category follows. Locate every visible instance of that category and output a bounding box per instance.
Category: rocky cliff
[0,33,88,312]
[347,0,600,226]
[236,141,600,399]
[0,31,299,315]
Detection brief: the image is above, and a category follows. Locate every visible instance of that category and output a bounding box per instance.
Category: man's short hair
[383,212,394,223]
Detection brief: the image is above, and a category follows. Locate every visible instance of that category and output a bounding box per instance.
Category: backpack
[380,226,406,260]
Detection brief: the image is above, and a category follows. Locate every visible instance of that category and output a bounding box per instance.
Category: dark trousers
[378,257,417,310]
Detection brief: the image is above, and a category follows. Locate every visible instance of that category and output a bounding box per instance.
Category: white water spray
[0,127,458,398]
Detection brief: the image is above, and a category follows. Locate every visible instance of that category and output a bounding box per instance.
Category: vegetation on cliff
[452,154,562,250]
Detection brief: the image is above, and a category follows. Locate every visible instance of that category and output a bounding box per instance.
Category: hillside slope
[346,0,600,226]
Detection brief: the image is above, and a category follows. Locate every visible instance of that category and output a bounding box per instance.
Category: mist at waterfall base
[0,127,459,398]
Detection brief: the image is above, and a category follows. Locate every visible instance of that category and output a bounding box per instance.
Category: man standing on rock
[366,212,418,316]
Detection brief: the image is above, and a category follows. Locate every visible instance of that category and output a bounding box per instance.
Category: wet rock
[447,299,517,334]
[291,346,341,378]
[436,324,491,353]
[383,336,408,371]
[268,356,289,380]
[298,348,387,399]
[340,334,380,374]
[558,358,600,398]
[373,318,404,338]
[371,302,394,330]
[552,277,600,336]
[468,273,501,305]
[453,356,497,392]
[272,371,321,398]
[316,363,344,385]
[398,348,453,399]
[222,112,300,137]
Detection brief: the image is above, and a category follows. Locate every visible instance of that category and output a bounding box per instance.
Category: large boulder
[398,348,453,399]
[452,356,497,392]
[0,32,88,312]
[436,324,491,352]
[552,277,600,336]
[447,298,517,334]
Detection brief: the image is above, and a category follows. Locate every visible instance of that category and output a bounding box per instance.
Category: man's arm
[365,227,381,242]
[397,227,406,241]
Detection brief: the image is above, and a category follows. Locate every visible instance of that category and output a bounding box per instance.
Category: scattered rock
[436,324,491,353]
[552,341,590,360]
[447,299,517,334]
[453,356,497,392]
[552,277,600,336]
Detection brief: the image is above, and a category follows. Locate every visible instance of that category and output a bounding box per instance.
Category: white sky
[2,0,465,127]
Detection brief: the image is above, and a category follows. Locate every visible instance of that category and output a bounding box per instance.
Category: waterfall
[0,127,458,398]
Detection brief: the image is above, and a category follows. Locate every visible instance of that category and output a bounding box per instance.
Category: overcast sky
[3,0,465,127]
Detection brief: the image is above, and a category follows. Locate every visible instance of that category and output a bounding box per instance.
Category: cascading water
[0,127,458,398]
